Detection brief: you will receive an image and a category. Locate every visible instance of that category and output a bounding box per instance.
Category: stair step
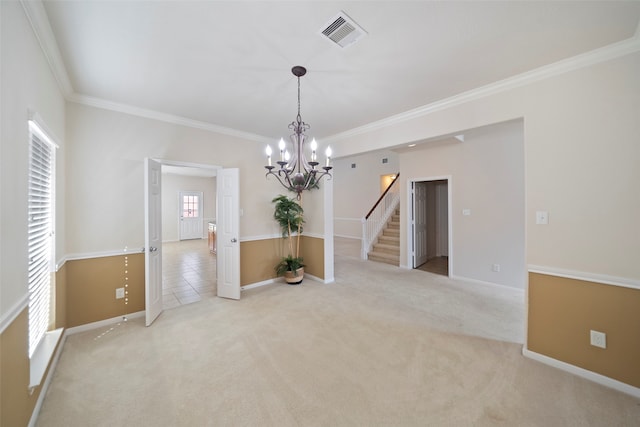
[387,220,400,228]
[368,251,400,266]
[378,235,399,245]
[372,243,400,255]
[383,228,400,237]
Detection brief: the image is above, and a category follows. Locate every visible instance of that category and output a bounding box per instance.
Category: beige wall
[65,254,145,328]
[330,51,640,281]
[0,262,68,425]
[1,310,32,427]
[400,120,525,288]
[1,0,66,316]
[528,273,640,388]
[1,3,67,423]
[332,149,400,238]
[240,236,325,285]
[329,49,640,387]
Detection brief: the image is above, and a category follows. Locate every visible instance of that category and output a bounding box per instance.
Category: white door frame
[406,175,453,276]
[144,160,241,324]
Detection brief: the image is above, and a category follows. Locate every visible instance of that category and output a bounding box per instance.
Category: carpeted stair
[367,208,400,266]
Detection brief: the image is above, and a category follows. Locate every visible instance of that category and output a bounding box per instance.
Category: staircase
[367,208,400,266]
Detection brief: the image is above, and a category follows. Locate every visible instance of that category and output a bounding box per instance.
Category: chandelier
[265,66,332,199]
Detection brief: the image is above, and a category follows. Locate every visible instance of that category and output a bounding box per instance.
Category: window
[27,119,56,358]
[182,194,200,218]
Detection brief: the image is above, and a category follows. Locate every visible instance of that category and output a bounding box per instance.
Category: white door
[413,182,428,268]
[216,168,240,300]
[179,191,204,240]
[144,158,163,325]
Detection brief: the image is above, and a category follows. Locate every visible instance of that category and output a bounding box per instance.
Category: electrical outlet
[115,287,125,299]
[536,211,549,225]
[590,330,606,349]
[492,264,500,272]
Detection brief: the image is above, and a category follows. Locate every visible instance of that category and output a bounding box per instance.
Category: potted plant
[272,194,305,284]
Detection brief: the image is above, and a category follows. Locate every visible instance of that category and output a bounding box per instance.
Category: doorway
[179,191,204,240]
[144,159,241,325]
[411,178,450,276]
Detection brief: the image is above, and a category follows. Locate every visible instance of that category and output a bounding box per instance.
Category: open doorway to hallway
[161,164,218,309]
[412,178,450,276]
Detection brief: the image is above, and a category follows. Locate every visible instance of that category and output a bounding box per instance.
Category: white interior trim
[241,279,275,291]
[450,275,526,296]
[64,311,145,336]
[528,265,640,290]
[20,0,73,97]
[28,331,67,427]
[523,348,640,399]
[325,34,640,144]
[29,328,63,388]
[0,293,29,334]
[70,94,270,143]
[22,0,640,148]
[63,247,145,263]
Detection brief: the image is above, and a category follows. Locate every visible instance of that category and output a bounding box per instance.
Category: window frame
[27,118,57,359]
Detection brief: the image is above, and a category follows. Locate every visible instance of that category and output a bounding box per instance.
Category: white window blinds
[28,120,55,358]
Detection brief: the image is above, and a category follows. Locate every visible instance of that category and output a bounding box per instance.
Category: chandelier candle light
[265,66,332,198]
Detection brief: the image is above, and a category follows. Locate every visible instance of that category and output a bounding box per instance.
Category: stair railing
[361,173,400,259]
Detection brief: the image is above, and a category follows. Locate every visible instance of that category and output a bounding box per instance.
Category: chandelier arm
[264,65,332,197]
[265,169,293,190]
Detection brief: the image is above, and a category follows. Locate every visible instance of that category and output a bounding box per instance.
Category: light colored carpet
[36,239,640,426]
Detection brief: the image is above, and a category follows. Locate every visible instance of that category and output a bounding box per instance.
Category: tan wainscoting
[66,253,145,328]
[1,263,72,426]
[0,308,61,426]
[1,309,32,426]
[55,262,67,329]
[300,235,324,280]
[240,236,325,286]
[528,272,640,388]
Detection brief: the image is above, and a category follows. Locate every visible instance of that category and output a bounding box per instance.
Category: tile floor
[162,239,217,310]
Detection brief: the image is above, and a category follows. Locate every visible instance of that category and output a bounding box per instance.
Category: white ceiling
[40,1,640,141]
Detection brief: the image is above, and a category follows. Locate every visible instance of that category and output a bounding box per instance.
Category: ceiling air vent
[319,11,367,48]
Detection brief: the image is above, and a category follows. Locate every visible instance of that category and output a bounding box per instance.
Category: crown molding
[325,34,640,143]
[20,0,73,97]
[22,0,640,146]
[67,93,272,143]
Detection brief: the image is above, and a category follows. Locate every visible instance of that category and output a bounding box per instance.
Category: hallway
[162,239,217,309]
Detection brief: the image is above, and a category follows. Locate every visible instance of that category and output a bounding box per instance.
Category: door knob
[231,238,237,243]
[150,246,158,252]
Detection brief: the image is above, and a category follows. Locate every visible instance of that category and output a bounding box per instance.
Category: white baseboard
[451,274,525,295]
[522,348,640,399]
[64,311,145,336]
[241,279,275,291]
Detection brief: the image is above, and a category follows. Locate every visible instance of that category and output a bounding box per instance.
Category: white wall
[161,173,216,242]
[330,50,640,282]
[332,149,399,238]
[401,120,525,289]
[1,1,66,317]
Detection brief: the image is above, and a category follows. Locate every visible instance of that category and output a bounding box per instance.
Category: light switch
[462,209,471,216]
[536,211,549,225]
